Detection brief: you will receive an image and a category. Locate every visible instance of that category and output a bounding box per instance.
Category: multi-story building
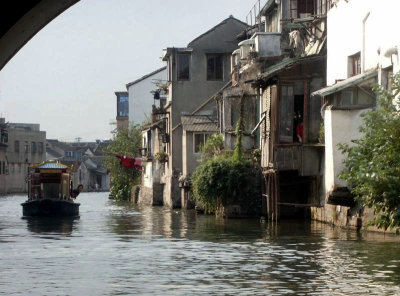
[311,0,399,230]
[115,91,129,131]
[6,121,46,193]
[216,0,329,219]
[126,67,167,126]
[159,16,248,208]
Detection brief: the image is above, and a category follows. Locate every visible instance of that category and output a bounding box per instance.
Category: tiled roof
[181,115,218,132]
[37,162,68,169]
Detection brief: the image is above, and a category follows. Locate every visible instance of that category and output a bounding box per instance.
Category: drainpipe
[362,12,370,73]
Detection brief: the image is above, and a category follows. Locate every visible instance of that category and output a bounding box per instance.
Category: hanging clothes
[114,154,142,170]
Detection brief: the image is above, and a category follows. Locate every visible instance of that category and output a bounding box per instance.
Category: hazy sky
[0,0,252,142]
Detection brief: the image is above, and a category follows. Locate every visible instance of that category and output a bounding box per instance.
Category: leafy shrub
[339,73,400,232]
[191,156,261,214]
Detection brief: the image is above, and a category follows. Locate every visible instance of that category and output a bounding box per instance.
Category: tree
[103,125,142,201]
[339,73,400,232]
[199,133,224,162]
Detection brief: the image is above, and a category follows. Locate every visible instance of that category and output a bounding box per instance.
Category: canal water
[1,193,400,295]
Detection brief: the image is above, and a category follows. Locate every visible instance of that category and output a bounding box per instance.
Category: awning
[311,69,378,97]
[257,55,325,81]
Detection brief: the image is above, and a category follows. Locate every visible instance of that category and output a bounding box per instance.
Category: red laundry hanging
[114,154,142,170]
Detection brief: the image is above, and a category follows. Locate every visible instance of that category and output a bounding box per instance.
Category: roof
[258,55,325,81]
[260,0,277,15]
[181,115,218,132]
[126,66,167,89]
[188,16,248,47]
[82,157,107,174]
[46,147,62,158]
[311,69,378,97]
[33,161,70,170]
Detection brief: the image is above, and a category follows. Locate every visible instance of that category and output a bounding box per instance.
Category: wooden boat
[21,160,80,217]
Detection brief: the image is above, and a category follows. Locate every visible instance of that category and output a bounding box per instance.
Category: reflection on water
[0,193,400,295]
[24,216,79,236]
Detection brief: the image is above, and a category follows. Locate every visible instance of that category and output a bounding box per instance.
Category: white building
[126,67,166,126]
[311,0,400,229]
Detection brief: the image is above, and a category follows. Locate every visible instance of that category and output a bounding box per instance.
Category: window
[38,142,44,154]
[333,83,376,108]
[66,151,73,157]
[117,94,129,117]
[349,52,361,77]
[207,54,223,81]
[31,142,37,153]
[18,163,21,173]
[0,162,2,175]
[279,85,295,143]
[15,140,19,152]
[24,142,29,153]
[2,161,5,174]
[290,0,314,19]
[290,0,328,18]
[383,66,393,92]
[177,53,190,81]
[194,133,211,153]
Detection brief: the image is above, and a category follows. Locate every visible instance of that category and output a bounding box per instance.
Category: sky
[0,0,253,142]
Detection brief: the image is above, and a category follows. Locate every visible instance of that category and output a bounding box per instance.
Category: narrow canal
[1,192,400,295]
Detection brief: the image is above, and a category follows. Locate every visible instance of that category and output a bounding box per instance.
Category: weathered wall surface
[324,108,367,194]
[128,68,166,126]
[6,126,46,193]
[327,0,400,86]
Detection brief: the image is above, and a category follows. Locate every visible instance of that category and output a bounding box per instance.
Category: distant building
[46,139,110,192]
[115,91,129,131]
[126,67,167,126]
[6,121,46,193]
[77,156,110,192]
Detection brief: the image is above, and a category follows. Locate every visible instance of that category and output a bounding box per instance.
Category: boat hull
[21,199,80,217]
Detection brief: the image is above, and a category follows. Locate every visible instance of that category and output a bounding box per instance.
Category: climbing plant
[339,73,400,232]
[192,94,261,215]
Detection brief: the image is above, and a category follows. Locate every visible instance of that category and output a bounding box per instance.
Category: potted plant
[155,151,168,163]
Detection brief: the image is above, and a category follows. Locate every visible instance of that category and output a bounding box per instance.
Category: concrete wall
[163,17,248,207]
[324,108,367,193]
[327,0,400,86]
[6,125,46,193]
[128,68,166,125]
[182,131,203,177]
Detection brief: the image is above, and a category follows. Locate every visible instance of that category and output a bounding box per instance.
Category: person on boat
[71,184,83,199]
